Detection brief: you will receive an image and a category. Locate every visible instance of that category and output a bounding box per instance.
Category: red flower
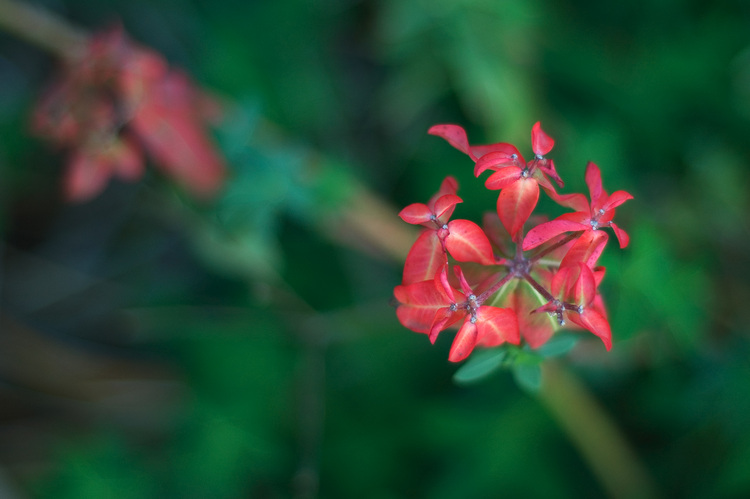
[394,266,520,362]
[523,162,633,251]
[399,177,497,284]
[395,122,631,364]
[32,25,226,202]
[534,263,612,350]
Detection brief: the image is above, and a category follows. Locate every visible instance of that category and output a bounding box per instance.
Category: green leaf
[512,363,542,393]
[536,333,579,358]
[453,348,507,385]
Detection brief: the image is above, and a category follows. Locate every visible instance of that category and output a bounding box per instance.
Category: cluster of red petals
[394,122,633,362]
[523,162,633,251]
[427,122,563,239]
[32,25,226,202]
[395,266,519,362]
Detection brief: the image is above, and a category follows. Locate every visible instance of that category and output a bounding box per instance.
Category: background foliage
[1,0,750,497]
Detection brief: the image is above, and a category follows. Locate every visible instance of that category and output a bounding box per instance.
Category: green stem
[538,361,660,499]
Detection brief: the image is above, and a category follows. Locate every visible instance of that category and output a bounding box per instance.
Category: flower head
[32,25,226,202]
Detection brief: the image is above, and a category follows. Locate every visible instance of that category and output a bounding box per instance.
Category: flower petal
[475,306,520,346]
[523,219,588,250]
[129,72,226,200]
[557,263,597,306]
[568,308,612,350]
[64,152,113,202]
[403,231,447,285]
[601,190,634,212]
[585,162,604,208]
[559,230,609,269]
[398,203,433,225]
[484,167,523,190]
[428,124,475,160]
[445,220,495,265]
[432,194,463,224]
[436,266,455,302]
[394,280,452,334]
[474,150,522,177]
[509,281,558,348]
[497,179,540,239]
[531,122,554,156]
[427,176,459,208]
[610,221,630,248]
[429,307,460,344]
[453,265,475,296]
[537,158,564,188]
[471,142,525,163]
[448,320,479,362]
[547,190,590,212]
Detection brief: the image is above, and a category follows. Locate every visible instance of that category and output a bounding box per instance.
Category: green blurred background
[1,0,750,497]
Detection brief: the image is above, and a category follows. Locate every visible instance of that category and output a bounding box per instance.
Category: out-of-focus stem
[325,183,417,263]
[538,361,660,499]
[0,0,87,59]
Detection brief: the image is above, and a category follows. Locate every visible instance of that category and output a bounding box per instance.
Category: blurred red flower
[32,25,226,202]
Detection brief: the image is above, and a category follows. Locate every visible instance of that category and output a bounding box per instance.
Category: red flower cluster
[32,26,226,202]
[394,123,632,362]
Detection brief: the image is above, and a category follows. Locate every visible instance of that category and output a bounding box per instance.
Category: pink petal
[610,222,630,248]
[436,266,455,302]
[533,169,556,191]
[559,230,608,269]
[532,301,559,315]
[550,265,573,298]
[398,203,433,225]
[64,152,113,202]
[448,320,479,362]
[557,211,591,224]
[453,265,474,296]
[394,281,452,334]
[129,74,226,199]
[496,179,540,239]
[429,307,461,344]
[531,122,554,156]
[484,167,522,190]
[571,264,596,306]
[402,231,447,285]
[471,142,524,162]
[593,266,606,287]
[601,190,634,211]
[432,194,463,223]
[474,150,522,177]
[445,220,495,265]
[428,124,475,160]
[537,158,564,188]
[569,309,612,351]
[427,176,459,208]
[509,281,558,348]
[523,219,588,250]
[585,162,604,207]
[547,190,589,212]
[476,306,520,346]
